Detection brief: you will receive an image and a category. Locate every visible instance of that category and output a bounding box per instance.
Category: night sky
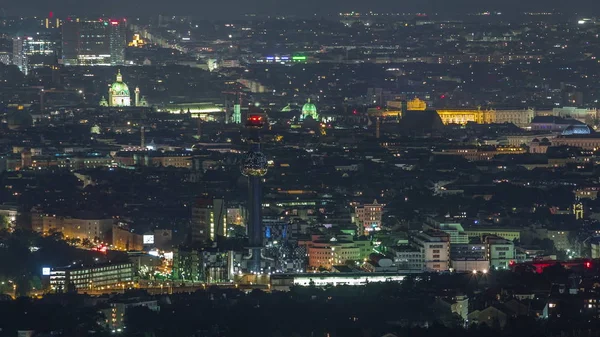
[2,0,600,18]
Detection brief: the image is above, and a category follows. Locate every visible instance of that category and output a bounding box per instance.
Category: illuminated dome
[111,82,129,96]
[300,98,318,121]
[108,70,131,107]
[241,151,268,176]
[562,124,593,136]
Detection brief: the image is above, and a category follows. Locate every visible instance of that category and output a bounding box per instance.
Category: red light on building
[110,21,119,25]
[509,260,515,266]
[92,244,108,253]
[49,11,54,19]
[586,262,591,268]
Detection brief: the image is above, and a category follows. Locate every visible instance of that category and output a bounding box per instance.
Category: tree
[0,215,10,229]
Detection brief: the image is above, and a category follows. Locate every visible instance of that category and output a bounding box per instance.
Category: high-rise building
[353,200,384,235]
[242,112,269,273]
[12,37,27,74]
[61,18,126,66]
[108,19,126,65]
[191,198,227,243]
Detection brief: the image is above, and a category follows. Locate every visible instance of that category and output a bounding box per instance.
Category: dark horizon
[2,0,600,19]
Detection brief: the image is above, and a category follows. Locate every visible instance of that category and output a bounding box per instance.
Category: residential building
[102,298,159,332]
[353,200,384,235]
[485,235,516,269]
[41,214,113,242]
[191,198,227,243]
[112,225,144,251]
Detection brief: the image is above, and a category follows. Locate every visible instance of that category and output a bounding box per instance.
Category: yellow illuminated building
[371,98,496,125]
[128,34,146,48]
[407,98,427,110]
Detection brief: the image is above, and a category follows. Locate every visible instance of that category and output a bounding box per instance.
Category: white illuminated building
[270,272,408,291]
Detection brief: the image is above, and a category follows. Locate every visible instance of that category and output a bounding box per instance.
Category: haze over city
[3,2,600,337]
[4,0,600,17]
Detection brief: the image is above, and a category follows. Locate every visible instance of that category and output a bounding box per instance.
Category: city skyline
[3,0,600,18]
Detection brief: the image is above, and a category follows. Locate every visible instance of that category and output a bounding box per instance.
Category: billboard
[143,235,154,245]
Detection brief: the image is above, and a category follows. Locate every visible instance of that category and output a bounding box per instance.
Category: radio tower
[241,111,268,273]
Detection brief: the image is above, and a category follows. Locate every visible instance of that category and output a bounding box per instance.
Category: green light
[104,22,108,26]
[292,56,307,61]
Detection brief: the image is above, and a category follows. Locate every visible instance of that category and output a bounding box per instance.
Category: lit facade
[108,20,126,65]
[435,108,495,125]
[108,70,131,106]
[12,37,27,74]
[61,19,126,66]
[485,235,515,269]
[494,108,535,127]
[437,223,469,244]
[379,99,534,127]
[49,262,134,292]
[450,243,489,272]
[191,198,227,243]
[354,200,384,235]
[464,228,521,242]
[412,231,450,272]
[432,146,526,161]
[305,235,372,270]
[300,99,319,121]
[113,151,192,168]
[270,273,406,291]
[41,215,113,242]
[112,225,144,251]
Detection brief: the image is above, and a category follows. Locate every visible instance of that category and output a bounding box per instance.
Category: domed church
[300,98,319,121]
[100,70,145,107]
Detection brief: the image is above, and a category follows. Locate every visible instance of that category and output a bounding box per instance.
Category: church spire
[116,69,122,82]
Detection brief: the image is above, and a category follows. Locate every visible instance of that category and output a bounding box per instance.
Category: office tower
[191,198,227,244]
[60,20,80,65]
[108,19,126,66]
[242,112,268,273]
[22,35,58,69]
[61,18,125,66]
[12,37,27,74]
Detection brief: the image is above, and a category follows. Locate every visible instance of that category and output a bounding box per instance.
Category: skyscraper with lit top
[242,112,268,273]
